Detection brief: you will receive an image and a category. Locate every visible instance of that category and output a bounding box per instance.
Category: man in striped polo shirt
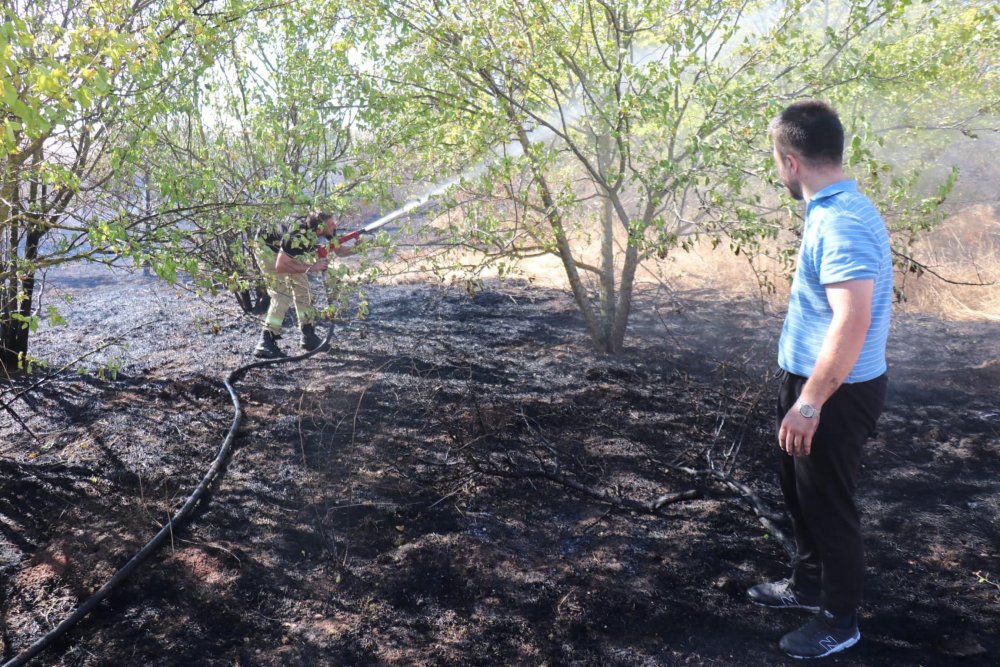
[747,100,892,659]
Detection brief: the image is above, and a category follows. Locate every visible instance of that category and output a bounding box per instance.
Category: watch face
[799,403,817,418]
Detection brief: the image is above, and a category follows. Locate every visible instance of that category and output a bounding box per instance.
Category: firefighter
[252,211,354,359]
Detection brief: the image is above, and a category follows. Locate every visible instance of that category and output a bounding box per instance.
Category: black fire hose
[1,326,336,667]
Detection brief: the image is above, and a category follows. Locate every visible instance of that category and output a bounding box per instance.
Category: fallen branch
[0,401,36,444]
[893,249,996,287]
[666,463,794,557]
[0,319,159,447]
[470,449,793,558]
[492,462,701,512]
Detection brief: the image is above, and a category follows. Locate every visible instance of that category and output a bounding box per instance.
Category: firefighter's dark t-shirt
[258,219,323,257]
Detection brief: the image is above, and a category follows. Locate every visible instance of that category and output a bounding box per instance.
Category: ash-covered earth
[1,263,997,666]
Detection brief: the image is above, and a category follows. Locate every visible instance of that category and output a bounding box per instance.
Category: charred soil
[1,265,998,666]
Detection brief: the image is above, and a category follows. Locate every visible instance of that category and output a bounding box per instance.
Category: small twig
[671,465,794,557]
[652,489,702,509]
[324,501,412,511]
[296,388,310,467]
[350,358,401,450]
[974,571,1000,593]
[427,473,479,509]
[484,460,701,513]
[580,508,615,534]
[172,537,243,567]
[893,248,996,287]
[0,401,38,443]
[2,320,156,422]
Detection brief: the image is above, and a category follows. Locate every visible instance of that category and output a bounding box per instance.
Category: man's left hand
[779,409,819,457]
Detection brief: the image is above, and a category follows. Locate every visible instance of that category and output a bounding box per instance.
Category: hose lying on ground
[1,327,335,667]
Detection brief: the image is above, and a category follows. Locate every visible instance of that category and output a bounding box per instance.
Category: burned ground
[1,266,998,666]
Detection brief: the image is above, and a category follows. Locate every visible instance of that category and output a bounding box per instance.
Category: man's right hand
[309,257,329,273]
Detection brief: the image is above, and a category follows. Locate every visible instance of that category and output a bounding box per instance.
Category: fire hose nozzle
[337,230,362,244]
[317,229,362,258]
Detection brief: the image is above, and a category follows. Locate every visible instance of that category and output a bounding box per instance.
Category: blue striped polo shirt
[778,180,892,383]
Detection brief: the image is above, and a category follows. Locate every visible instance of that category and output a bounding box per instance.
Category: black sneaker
[747,578,821,612]
[780,609,860,659]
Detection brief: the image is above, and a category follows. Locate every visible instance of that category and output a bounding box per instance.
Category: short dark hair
[305,210,335,231]
[769,100,844,167]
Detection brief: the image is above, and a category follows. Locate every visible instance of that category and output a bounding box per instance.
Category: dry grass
[893,205,1000,322]
[657,204,1000,324]
[374,203,998,323]
[634,239,792,305]
[380,207,787,300]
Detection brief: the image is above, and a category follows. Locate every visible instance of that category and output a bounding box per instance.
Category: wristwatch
[797,402,819,419]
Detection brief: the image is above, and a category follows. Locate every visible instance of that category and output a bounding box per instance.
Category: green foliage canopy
[334,0,998,351]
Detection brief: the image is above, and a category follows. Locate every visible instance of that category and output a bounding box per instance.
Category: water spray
[333,175,461,246]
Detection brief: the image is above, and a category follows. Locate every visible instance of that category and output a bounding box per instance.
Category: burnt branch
[480,455,701,513]
[666,463,794,558]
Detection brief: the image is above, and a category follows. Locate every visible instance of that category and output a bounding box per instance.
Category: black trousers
[777,370,887,617]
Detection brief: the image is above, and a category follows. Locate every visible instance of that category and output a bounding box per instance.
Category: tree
[340,0,998,353]
[136,1,378,316]
[0,0,250,373]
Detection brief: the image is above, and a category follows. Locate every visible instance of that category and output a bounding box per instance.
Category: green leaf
[46,305,67,327]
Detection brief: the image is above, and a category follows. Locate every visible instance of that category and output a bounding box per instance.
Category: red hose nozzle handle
[337,230,361,245]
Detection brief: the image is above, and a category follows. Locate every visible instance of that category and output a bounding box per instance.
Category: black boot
[300,323,323,351]
[253,330,286,359]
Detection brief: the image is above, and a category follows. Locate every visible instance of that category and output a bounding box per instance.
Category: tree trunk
[235,286,270,315]
[0,267,24,374]
[611,240,640,352]
[597,132,616,351]
[11,221,44,361]
[610,201,655,353]
[514,123,609,352]
[1,144,47,374]
[1,177,21,373]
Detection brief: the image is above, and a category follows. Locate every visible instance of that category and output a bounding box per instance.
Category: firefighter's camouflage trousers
[255,242,317,334]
